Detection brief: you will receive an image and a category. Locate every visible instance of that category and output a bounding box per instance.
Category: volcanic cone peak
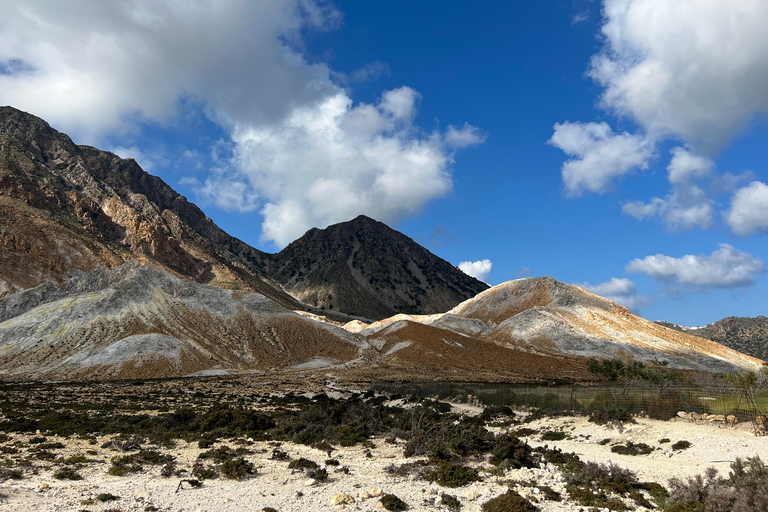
[269,214,489,320]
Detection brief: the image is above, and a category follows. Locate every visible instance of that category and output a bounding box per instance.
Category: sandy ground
[1,413,765,512]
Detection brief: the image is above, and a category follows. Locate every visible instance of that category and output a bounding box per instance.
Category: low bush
[611,442,654,456]
[671,440,691,450]
[191,460,218,480]
[667,457,768,512]
[490,434,537,469]
[440,493,461,510]
[221,457,254,480]
[287,458,318,471]
[96,493,120,502]
[53,467,82,480]
[540,430,567,441]
[537,485,561,501]
[481,490,538,512]
[0,468,23,480]
[424,462,480,488]
[380,493,408,511]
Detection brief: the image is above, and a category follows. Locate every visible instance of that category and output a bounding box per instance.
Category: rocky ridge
[657,317,768,362]
[351,277,764,373]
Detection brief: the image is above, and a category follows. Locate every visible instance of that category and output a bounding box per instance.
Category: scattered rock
[368,488,383,497]
[465,489,479,501]
[330,492,354,506]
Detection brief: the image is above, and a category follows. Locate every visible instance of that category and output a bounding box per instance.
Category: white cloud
[621,147,715,230]
[579,277,652,312]
[725,181,768,236]
[548,121,653,196]
[459,259,492,283]
[0,1,484,247]
[626,243,765,291]
[227,89,477,246]
[444,123,487,149]
[589,0,768,152]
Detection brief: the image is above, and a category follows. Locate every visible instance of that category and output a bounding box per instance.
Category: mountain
[657,317,768,362]
[0,107,486,320]
[0,261,369,380]
[0,106,300,308]
[268,215,489,320]
[354,277,763,373]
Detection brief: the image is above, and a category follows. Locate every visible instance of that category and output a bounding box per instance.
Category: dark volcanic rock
[269,215,489,320]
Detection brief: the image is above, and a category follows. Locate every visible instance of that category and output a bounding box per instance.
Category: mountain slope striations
[356,277,763,373]
[268,215,489,320]
[0,106,297,307]
[0,261,368,380]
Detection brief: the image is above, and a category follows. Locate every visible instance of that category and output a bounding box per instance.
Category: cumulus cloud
[725,181,768,236]
[621,147,715,230]
[459,259,493,283]
[0,1,484,247]
[579,277,652,312]
[548,121,653,196]
[227,88,480,246]
[444,123,487,149]
[589,0,768,152]
[626,244,765,291]
[552,1,768,206]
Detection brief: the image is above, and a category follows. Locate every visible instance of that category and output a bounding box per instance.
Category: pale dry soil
[2,412,765,512]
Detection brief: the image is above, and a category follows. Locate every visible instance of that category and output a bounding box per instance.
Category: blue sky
[1,1,767,326]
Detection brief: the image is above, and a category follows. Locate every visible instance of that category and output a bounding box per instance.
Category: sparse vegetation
[672,440,691,450]
[481,490,538,512]
[381,493,408,511]
[611,441,654,456]
[667,457,768,512]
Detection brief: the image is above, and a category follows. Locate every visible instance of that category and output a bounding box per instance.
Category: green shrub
[96,493,120,502]
[490,434,537,469]
[191,460,218,480]
[53,467,82,480]
[221,457,254,480]
[337,422,368,446]
[540,430,567,441]
[380,493,408,511]
[28,436,46,444]
[440,493,461,510]
[287,458,318,471]
[0,468,23,480]
[481,490,538,512]
[671,440,691,450]
[537,485,561,501]
[424,462,480,488]
[611,442,654,456]
[325,458,339,466]
[668,457,768,512]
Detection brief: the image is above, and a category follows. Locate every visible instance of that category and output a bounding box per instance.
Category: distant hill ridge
[657,317,768,362]
[0,106,486,320]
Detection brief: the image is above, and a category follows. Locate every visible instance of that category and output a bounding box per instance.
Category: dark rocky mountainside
[269,215,489,320]
[0,107,486,321]
[657,317,768,362]
[0,106,299,307]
